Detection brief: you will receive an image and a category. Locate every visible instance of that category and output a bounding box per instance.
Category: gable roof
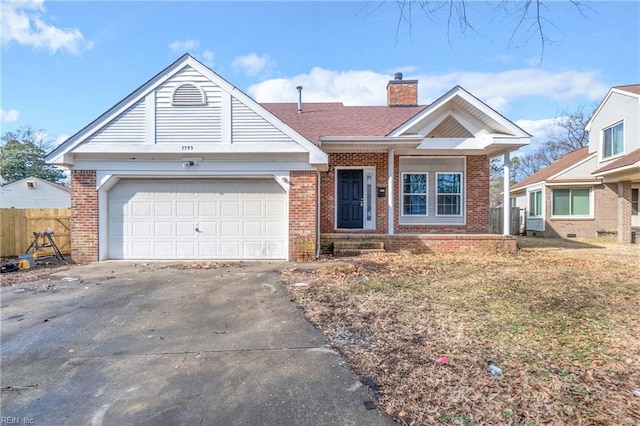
[47,54,328,167]
[511,147,592,191]
[261,103,426,143]
[1,176,70,192]
[593,147,640,176]
[615,84,640,95]
[388,85,531,138]
[586,84,640,131]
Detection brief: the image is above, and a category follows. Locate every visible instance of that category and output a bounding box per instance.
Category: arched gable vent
[172,83,206,106]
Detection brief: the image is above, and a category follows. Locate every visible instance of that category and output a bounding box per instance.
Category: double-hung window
[603,122,624,158]
[402,173,427,215]
[529,190,542,217]
[436,173,462,215]
[552,188,590,216]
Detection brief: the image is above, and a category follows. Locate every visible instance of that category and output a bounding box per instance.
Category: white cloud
[168,39,200,52]
[1,0,91,54]
[54,134,69,146]
[201,50,214,67]
[0,109,20,123]
[233,53,275,77]
[249,68,391,105]
[249,67,609,112]
[515,118,557,142]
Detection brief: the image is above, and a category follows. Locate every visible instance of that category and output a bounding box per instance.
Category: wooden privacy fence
[489,206,523,235]
[0,208,71,257]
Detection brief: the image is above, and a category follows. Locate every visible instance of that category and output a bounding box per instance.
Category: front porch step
[333,241,385,257]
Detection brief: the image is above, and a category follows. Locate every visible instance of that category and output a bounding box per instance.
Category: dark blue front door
[337,170,363,229]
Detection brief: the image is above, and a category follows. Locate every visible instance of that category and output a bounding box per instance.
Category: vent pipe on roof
[394,72,403,80]
[296,86,303,113]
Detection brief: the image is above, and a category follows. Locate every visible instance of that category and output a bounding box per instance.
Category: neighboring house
[47,55,530,263]
[0,176,70,208]
[511,84,639,243]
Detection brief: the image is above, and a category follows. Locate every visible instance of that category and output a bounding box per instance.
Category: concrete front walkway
[0,262,392,425]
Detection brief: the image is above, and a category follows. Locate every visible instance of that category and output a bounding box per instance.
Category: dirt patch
[280,238,640,425]
[1,263,71,287]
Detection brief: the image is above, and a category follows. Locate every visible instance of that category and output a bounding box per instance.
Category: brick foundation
[70,170,99,264]
[321,233,517,255]
[289,171,318,261]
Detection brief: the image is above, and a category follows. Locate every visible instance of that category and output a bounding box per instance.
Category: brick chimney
[386,72,418,107]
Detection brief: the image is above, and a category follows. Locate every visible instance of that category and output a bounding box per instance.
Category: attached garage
[108,178,287,260]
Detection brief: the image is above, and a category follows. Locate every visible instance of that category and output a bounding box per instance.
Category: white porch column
[503,152,511,236]
[388,149,395,235]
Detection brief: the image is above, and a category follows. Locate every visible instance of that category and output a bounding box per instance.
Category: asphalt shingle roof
[261,102,426,143]
[511,147,591,191]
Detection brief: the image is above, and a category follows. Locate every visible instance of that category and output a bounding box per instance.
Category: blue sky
[1,1,639,152]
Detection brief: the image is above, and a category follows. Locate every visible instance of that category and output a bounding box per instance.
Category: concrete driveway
[1,262,393,425]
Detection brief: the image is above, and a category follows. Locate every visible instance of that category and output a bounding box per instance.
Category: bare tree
[362,1,591,61]
[511,104,596,181]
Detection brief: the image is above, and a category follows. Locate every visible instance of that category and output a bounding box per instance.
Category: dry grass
[281,237,640,425]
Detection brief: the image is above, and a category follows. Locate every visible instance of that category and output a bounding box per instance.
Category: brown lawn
[280,237,640,425]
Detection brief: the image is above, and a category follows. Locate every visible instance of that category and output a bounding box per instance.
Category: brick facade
[70,170,99,264]
[543,183,619,238]
[320,154,491,236]
[289,171,318,261]
[320,153,389,234]
[617,181,633,243]
[394,155,489,233]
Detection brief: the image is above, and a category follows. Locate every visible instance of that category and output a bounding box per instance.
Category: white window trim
[601,120,624,161]
[528,189,543,218]
[550,187,594,219]
[435,172,463,217]
[400,172,428,217]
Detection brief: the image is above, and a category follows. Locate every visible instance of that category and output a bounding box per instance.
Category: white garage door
[108,179,287,260]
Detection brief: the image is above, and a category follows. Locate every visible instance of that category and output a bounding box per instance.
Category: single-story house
[511,84,639,242]
[0,176,70,208]
[47,54,530,263]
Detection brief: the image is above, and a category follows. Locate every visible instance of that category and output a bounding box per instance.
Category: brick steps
[333,241,385,257]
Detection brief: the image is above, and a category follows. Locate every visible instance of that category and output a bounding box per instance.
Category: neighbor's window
[402,173,427,215]
[603,122,624,158]
[436,173,462,215]
[552,188,590,216]
[632,189,638,215]
[529,190,542,217]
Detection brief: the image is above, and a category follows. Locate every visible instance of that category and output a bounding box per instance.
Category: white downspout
[388,149,395,235]
[316,170,321,259]
[503,152,511,236]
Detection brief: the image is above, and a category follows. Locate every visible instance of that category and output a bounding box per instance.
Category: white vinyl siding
[231,99,292,143]
[588,91,640,167]
[399,157,465,225]
[90,100,146,144]
[108,179,287,260]
[155,66,223,144]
